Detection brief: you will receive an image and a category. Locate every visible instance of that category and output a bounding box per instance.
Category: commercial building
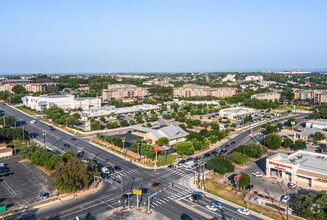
[80,104,159,121]
[306,120,327,130]
[251,92,281,101]
[22,95,101,111]
[0,79,60,94]
[102,84,149,101]
[173,84,237,98]
[142,78,174,87]
[0,143,13,158]
[296,128,327,143]
[132,125,188,145]
[266,150,327,189]
[221,74,236,82]
[165,100,220,109]
[218,107,255,120]
[244,75,263,81]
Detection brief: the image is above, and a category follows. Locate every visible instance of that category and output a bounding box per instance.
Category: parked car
[114,166,121,171]
[179,160,186,164]
[0,172,13,177]
[219,149,227,154]
[152,182,161,187]
[181,213,192,220]
[127,130,132,134]
[203,153,210,158]
[224,144,230,148]
[288,183,297,189]
[211,201,223,209]
[281,195,290,203]
[206,205,217,211]
[81,158,88,163]
[252,172,263,177]
[40,192,49,199]
[237,208,250,215]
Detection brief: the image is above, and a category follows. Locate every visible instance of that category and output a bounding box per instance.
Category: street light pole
[122,139,125,158]
[42,130,46,149]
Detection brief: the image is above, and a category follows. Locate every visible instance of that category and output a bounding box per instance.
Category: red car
[225,144,230,148]
[152,182,160,187]
[71,138,76,141]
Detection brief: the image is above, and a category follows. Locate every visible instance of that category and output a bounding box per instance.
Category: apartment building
[142,78,174,87]
[22,95,101,111]
[0,79,60,93]
[294,89,327,104]
[251,92,281,101]
[244,75,263,81]
[102,84,149,101]
[173,84,237,98]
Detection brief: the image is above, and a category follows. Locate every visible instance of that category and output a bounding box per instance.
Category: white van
[30,120,36,124]
[101,167,110,174]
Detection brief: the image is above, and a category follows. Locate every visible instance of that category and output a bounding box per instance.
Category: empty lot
[0,156,55,210]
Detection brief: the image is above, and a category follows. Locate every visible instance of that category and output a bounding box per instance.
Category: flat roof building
[218,107,255,120]
[22,95,101,111]
[306,120,327,130]
[102,84,149,101]
[251,92,281,101]
[267,150,327,189]
[173,84,237,98]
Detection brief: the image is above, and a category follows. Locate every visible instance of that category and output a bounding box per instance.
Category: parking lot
[0,156,55,210]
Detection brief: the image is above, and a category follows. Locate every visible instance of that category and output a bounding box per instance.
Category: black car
[0,172,13,177]
[211,151,218,156]
[245,184,254,191]
[63,143,70,148]
[181,213,192,220]
[114,166,121,171]
[186,157,193,161]
[0,169,10,173]
[167,164,174,168]
[203,153,210,158]
[192,194,202,199]
[231,141,236,145]
[219,149,227,154]
[179,160,186,164]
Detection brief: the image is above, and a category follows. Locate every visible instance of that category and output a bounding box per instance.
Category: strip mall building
[266,150,327,189]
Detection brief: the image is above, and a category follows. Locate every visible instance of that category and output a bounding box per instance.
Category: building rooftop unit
[268,150,327,175]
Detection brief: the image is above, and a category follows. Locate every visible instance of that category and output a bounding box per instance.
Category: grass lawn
[16,106,38,115]
[157,154,177,166]
[205,173,297,220]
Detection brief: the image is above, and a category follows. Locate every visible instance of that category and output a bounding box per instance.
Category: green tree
[173,141,195,155]
[231,152,249,164]
[206,156,234,174]
[292,140,307,150]
[276,122,283,131]
[113,137,124,148]
[0,116,16,127]
[100,117,106,122]
[156,137,169,146]
[211,122,220,130]
[119,120,129,127]
[265,125,277,134]
[286,118,297,126]
[244,115,253,123]
[149,114,158,121]
[12,85,27,94]
[238,173,250,189]
[265,133,282,149]
[283,138,293,148]
[91,120,101,130]
[178,123,187,130]
[313,131,326,142]
[219,100,226,106]
[146,122,152,127]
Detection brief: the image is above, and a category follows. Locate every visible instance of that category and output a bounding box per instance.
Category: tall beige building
[173,84,237,98]
[251,92,281,101]
[294,89,327,104]
[102,84,149,101]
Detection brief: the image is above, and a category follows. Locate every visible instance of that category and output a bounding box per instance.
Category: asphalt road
[0,103,308,220]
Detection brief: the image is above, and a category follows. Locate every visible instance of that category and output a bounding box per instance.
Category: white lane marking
[163,198,170,202]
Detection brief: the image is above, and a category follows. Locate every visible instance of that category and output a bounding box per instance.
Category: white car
[252,172,263,177]
[288,183,297,189]
[206,205,217,211]
[237,208,250,215]
[30,120,36,124]
[281,195,290,203]
[101,167,110,174]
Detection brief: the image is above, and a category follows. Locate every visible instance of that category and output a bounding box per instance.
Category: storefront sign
[269,161,293,170]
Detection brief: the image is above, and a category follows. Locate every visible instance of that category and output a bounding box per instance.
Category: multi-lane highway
[0,103,309,219]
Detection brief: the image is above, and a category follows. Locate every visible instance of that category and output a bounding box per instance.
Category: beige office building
[102,84,149,101]
[0,79,59,94]
[173,84,237,98]
[251,92,281,101]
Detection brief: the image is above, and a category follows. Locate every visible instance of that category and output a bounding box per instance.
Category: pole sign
[291,121,296,126]
[234,173,242,181]
[133,189,142,195]
[0,206,6,213]
[153,148,159,152]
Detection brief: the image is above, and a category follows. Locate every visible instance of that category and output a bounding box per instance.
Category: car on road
[211,201,223,209]
[81,158,89,163]
[252,172,263,177]
[288,183,297,189]
[181,213,192,220]
[203,153,210,158]
[107,166,115,173]
[167,164,174,168]
[49,126,55,131]
[0,168,10,173]
[30,120,36,124]
[186,157,193,161]
[71,138,76,141]
[281,195,290,203]
[224,144,230,148]
[114,166,121,171]
[230,141,236,145]
[189,196,199,203]
[179,160,186,164]
[192,194,202,200]
[0,172,14,177]
[101,167,110,174]
[206,205,217,211]
[211,151,218,156]
[219,149,227,154]
[152,182,161,187]
[40,192,49,199]
[101,173,109,179]
[237,208,250,215]
[194,191,205,198]
[63,143,70,148]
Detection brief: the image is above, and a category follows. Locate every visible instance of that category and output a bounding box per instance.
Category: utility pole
[22,126,25,143]
[197,163,201,189]
[121,176,125,208]
[42,130,46,149]
[202,164,205,190]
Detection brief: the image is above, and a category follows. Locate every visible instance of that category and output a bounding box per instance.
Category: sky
[0,0,327,74]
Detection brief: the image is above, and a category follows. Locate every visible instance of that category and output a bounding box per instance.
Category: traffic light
[110,180,113,184]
